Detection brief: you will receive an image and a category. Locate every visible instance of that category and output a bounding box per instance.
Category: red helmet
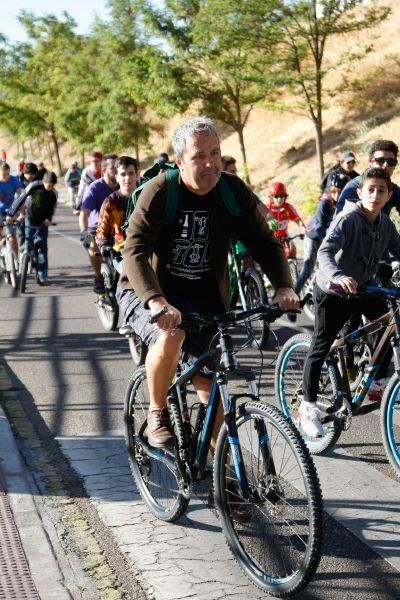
[269,181,287,196]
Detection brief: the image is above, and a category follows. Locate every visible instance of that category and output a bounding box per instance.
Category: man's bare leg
[145,330,185,447]
[191,374,224,454]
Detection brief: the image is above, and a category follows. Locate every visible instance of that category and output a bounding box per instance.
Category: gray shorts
[116,285,216,377]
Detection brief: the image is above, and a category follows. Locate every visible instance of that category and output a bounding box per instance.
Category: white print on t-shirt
[170,210,211,279]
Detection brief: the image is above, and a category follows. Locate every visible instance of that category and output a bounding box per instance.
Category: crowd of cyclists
[1,118,400,443]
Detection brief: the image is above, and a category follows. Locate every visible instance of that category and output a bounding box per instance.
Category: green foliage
[296,175,320,219]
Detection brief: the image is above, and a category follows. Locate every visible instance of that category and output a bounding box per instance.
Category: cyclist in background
[222,155,238,175]
[320,150,358,193]
[266,181,305,257]
[0,163,22,252]
[75,151,103,214]
[79,154,119,293]
[64,161,82,211]
[336,140,400,215]
[96,156,139,270]
[8,164,57,285]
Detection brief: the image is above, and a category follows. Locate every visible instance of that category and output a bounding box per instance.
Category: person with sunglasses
[335,140,399,216]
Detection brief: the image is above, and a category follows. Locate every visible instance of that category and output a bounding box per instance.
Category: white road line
[51,229,81,245]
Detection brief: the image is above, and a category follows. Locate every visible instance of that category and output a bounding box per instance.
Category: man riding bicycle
[117,116,298,450]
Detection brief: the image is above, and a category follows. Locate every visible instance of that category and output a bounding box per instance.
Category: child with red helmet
[266,181,305,257]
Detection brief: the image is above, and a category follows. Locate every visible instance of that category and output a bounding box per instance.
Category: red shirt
[267,201,301,238]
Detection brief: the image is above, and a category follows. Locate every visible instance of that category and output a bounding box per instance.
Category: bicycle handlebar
[329,281,400,300]
[149,294,312,328]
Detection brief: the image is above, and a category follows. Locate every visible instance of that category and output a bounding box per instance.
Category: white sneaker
[298,400,324,438]
[368,378,388,401]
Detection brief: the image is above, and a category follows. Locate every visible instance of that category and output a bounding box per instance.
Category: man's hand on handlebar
[148,296,182,333]
[274,287,300,311]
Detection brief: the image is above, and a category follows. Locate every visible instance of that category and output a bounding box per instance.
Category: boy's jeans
[19,220,49,279]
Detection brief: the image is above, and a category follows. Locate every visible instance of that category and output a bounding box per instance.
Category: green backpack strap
[217,176,241,216]
[163,169,180,224]
[123,169,240,230]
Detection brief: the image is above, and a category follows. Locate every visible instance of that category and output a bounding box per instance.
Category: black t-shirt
[164,184,223,314]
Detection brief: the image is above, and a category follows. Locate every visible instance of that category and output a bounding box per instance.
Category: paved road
[0,201,399,599]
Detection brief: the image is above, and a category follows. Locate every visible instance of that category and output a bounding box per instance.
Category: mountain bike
[124,303,323,597]
[274,284,400,478]
[229,240,269,349]
[0,223,19,289]
[94,247,121,331]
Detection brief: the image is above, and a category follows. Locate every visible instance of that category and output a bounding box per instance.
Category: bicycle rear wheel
[244,268,269,349]
[214,402,323,597]
[274,334,342,454]
[124,368,189,521]
[19,252,29,293]
[381,374,400,479]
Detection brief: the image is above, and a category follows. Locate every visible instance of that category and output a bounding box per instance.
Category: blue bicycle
[275,284,400,478]
[124,304,323,597]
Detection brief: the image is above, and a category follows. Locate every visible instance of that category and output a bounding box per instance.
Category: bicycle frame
[329,290,400,409]
[146,325,276,501]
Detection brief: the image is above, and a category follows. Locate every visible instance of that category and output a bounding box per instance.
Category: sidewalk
[0,400,71,598]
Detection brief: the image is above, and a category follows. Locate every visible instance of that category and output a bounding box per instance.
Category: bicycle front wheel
[214,402,323,597]
[274,334,342,454]
[381,374,400,479]
[124,368,189,521]
[244,268,269,349]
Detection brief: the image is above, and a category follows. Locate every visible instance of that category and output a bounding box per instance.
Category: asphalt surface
[0,200,399,599]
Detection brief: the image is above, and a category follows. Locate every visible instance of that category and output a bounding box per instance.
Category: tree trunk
[50,131,62,175]
[81,151,85,169]
[237,126,251,186]
[313,117,324,182]
[21,140,26,158]
[46,141,54,167]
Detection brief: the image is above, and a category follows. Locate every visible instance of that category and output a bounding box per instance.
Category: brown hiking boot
[147,408,175,448]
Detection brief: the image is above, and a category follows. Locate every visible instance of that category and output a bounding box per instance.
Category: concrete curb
[0,404,71,599]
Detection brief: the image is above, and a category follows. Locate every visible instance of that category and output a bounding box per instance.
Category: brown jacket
[120,171,292,308]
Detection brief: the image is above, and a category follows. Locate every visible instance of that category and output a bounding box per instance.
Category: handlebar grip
[148,305,168,324]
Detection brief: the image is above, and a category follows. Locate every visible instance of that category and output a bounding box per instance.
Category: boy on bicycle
[299,167,400,438]
[8,164,57,285]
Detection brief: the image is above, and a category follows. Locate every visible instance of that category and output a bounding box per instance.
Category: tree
[135,0,281,184]
[252,0,390,179]
[0,12,81,173]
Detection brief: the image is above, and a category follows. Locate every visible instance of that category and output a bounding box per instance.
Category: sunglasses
[373,157,398,167]
[273,194,287,199]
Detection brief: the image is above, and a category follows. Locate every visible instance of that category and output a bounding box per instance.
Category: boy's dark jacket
[316,200,400,294]
[8,180,56,225]
[120,171,293,309]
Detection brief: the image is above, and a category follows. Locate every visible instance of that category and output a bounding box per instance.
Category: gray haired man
[117,116,298,448]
